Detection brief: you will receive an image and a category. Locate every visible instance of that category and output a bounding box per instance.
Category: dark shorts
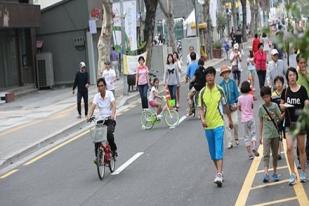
[232,70,241,81]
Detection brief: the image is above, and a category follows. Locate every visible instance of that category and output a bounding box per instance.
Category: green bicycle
[140,96,179,129]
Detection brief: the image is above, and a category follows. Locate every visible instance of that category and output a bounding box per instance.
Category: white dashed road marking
[111,152,144,175]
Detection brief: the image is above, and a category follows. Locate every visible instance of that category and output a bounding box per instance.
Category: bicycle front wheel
[96,147,105,180]
[164,109,179,127]
[109,156,116,173]
[140,110,156,130]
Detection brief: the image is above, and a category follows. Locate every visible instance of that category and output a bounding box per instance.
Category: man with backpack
[187,59,206,116]
[198,66,233,187]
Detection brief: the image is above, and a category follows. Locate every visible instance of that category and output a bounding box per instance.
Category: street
[1,0,309,205]
[1,53,309,206]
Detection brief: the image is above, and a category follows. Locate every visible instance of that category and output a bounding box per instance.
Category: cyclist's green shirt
[198,84,226,130]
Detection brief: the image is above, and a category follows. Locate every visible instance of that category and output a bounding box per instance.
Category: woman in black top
[280,67,309,185]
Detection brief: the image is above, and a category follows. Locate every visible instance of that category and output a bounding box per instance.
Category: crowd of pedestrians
[72,35,309,189]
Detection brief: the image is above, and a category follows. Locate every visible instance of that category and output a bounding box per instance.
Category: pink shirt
[136,65,149,85]
[238,94,254,122]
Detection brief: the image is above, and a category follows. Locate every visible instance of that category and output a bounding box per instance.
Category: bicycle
[88,117,116,180]
[191,90,199,117]
[140,96,179,129]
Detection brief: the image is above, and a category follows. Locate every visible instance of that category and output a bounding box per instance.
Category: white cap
[80,61,86,68]
[234,43,239,50]
[271,49,279,56]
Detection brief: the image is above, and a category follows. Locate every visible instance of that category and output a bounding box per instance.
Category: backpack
[194,67,206,91]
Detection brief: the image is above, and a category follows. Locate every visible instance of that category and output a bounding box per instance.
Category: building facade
[0,0,40,90]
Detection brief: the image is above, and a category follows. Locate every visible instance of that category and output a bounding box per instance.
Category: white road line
[178,115,187,125]
[111,152,144,175]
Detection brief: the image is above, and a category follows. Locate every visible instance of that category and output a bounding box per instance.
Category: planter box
[213,48,222,58]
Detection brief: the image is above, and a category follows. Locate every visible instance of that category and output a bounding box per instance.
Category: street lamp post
[120,0,128,96]
[194,0,199,37]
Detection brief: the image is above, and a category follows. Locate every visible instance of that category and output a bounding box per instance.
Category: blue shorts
[204,126,224,160]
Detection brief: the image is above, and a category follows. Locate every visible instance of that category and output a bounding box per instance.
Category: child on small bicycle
[148,78,163,118]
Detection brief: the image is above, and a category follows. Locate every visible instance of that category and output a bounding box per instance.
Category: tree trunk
[253,5,259,34]
[144,0,159,68]
[203,0,213,59]
[139,0,145,44]
[159,0,176,52]
[249,0,255,36]
[241,0,247,42]
[231,0,237,30]
[140,20,145,44]
[97,0,113,77]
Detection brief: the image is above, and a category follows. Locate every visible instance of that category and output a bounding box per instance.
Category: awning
[0,3,40,28]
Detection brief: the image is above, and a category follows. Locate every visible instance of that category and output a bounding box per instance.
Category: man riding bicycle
[87,78,118,157]
[187,59,206,116]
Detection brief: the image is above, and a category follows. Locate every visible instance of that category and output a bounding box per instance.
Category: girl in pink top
[238,81,259,159]
[136,56,150,109]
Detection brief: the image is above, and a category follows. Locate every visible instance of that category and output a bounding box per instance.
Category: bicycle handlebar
[87,116,96,123]
[87,116,115,124]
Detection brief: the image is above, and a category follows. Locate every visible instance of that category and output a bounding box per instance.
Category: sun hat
[220,66,231,76]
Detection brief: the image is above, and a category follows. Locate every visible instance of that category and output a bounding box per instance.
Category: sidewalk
[0,57,224,170]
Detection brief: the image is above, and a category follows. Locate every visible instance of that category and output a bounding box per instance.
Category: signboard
[0,3,40,28]
[123,52,147,75]
[112,1,137,51]
[89,20,97,34]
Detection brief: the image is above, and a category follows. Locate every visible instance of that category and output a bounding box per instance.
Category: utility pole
[120,0,128,95]
[194,0,199,37]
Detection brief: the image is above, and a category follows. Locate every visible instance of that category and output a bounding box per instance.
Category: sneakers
[227,143,233,149]
[214,173,223,187]
[263,174,270,183]
[235,139,239,145]
[272,173,280,182]
[186,112,194,117]
[288,173,297,186]
[157,114,163,120]
[300,171,306,183]
[249,154,254,160]
[252,149,260,157]
[277,154,282,160]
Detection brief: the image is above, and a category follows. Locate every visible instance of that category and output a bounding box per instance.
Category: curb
[0,92,140,170]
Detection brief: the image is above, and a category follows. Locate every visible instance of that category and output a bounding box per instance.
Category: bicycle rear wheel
[96,147,105,180]
[164,109,179,127]
[140,109,156,129]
